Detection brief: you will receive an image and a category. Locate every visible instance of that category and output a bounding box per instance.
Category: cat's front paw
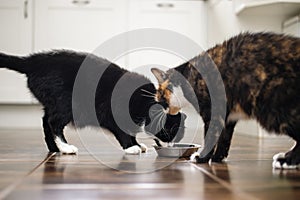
[62,144,78,154]
[139,143,148,153]
[190,152,210,163]
[58,143,78,154]
[55,137,78,154]
[125,145,142,155]
[190,152,200,162]
[211,154,226,163]
[272,152,299,169]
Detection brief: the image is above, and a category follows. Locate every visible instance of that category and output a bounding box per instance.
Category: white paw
[124,145,142,155]
[60,144,78,154]
[190,152,200,162]
[272,160,298,169]
[272,152,299,170]
[55,137,78,154]
[140,143,148,153]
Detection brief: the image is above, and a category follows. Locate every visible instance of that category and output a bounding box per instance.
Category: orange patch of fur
[160,80,169,90]
[169,106,180,115]
[164,88,172,104]
[156,80,180,115]
[157,80,172,105]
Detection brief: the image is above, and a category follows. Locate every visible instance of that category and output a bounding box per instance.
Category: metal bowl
[154,143,201,158]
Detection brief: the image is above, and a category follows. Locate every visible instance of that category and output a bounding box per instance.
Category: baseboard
[0,104,43,129]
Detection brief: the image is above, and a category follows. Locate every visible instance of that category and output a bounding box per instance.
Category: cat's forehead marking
[160,80,169,90]
[164,88,172,97]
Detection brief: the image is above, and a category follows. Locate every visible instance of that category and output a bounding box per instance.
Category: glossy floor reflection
[0,129,299,200]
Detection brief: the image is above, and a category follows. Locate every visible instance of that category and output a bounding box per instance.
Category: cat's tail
[0,52,28,74]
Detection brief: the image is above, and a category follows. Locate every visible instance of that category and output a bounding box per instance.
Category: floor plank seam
[28,183,182,190]
[190,163,260,200]
[0,152,56,199]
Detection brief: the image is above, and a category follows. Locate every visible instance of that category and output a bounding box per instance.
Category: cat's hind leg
[47,114,78,154]
[273,142,300,169]
[272,114,300,169]
[42,112,59,152]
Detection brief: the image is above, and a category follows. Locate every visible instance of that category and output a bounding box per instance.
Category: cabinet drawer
[43,0,118,10]
[128,0,207,71]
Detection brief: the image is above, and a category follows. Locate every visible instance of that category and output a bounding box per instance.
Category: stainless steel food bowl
[154,143,201,158]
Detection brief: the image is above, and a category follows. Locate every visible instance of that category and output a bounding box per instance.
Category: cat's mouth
[158,104,180,115]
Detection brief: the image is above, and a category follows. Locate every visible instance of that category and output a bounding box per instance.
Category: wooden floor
[0,128,300,200]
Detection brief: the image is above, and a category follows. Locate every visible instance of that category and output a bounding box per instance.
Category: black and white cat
[0,50,185,154]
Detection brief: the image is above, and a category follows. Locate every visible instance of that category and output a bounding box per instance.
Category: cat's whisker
[150,107,164,112]
[151,110,164,134]
[159,112,167,135]
[157,111,166,133]
[141,94,156,98]
[161,128,170,140]
[150,109,163,131]
[141,89,155,96]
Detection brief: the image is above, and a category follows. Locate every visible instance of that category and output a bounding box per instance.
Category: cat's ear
[151,68,168,84]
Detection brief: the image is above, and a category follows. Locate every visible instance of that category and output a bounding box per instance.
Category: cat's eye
[157,90,167,103]
[159,90,164,97]
[166,84,173,92]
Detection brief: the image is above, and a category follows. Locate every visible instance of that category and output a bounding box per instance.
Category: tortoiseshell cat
[152,32,300,169]
[0,50,185,154]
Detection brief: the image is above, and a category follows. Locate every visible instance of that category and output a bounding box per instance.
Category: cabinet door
[128,0,207,75]
[0,0,33,103]
[283,16,300,37]
[34,0,128,54]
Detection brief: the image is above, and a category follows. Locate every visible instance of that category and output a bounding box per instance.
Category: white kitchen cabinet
[0,0,33,103]
[283,15,300,36]
[127,0,207,77]
[0,0,208,104]
[233,0,300,16]
[34,0,128,54]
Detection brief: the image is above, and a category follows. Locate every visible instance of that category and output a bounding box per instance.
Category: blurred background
[0,0,299,139]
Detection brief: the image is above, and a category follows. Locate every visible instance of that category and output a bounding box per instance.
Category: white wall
[207,0,288,47]
[0,105,43,129]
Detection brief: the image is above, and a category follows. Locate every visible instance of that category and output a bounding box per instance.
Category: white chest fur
[170,86,191,108]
